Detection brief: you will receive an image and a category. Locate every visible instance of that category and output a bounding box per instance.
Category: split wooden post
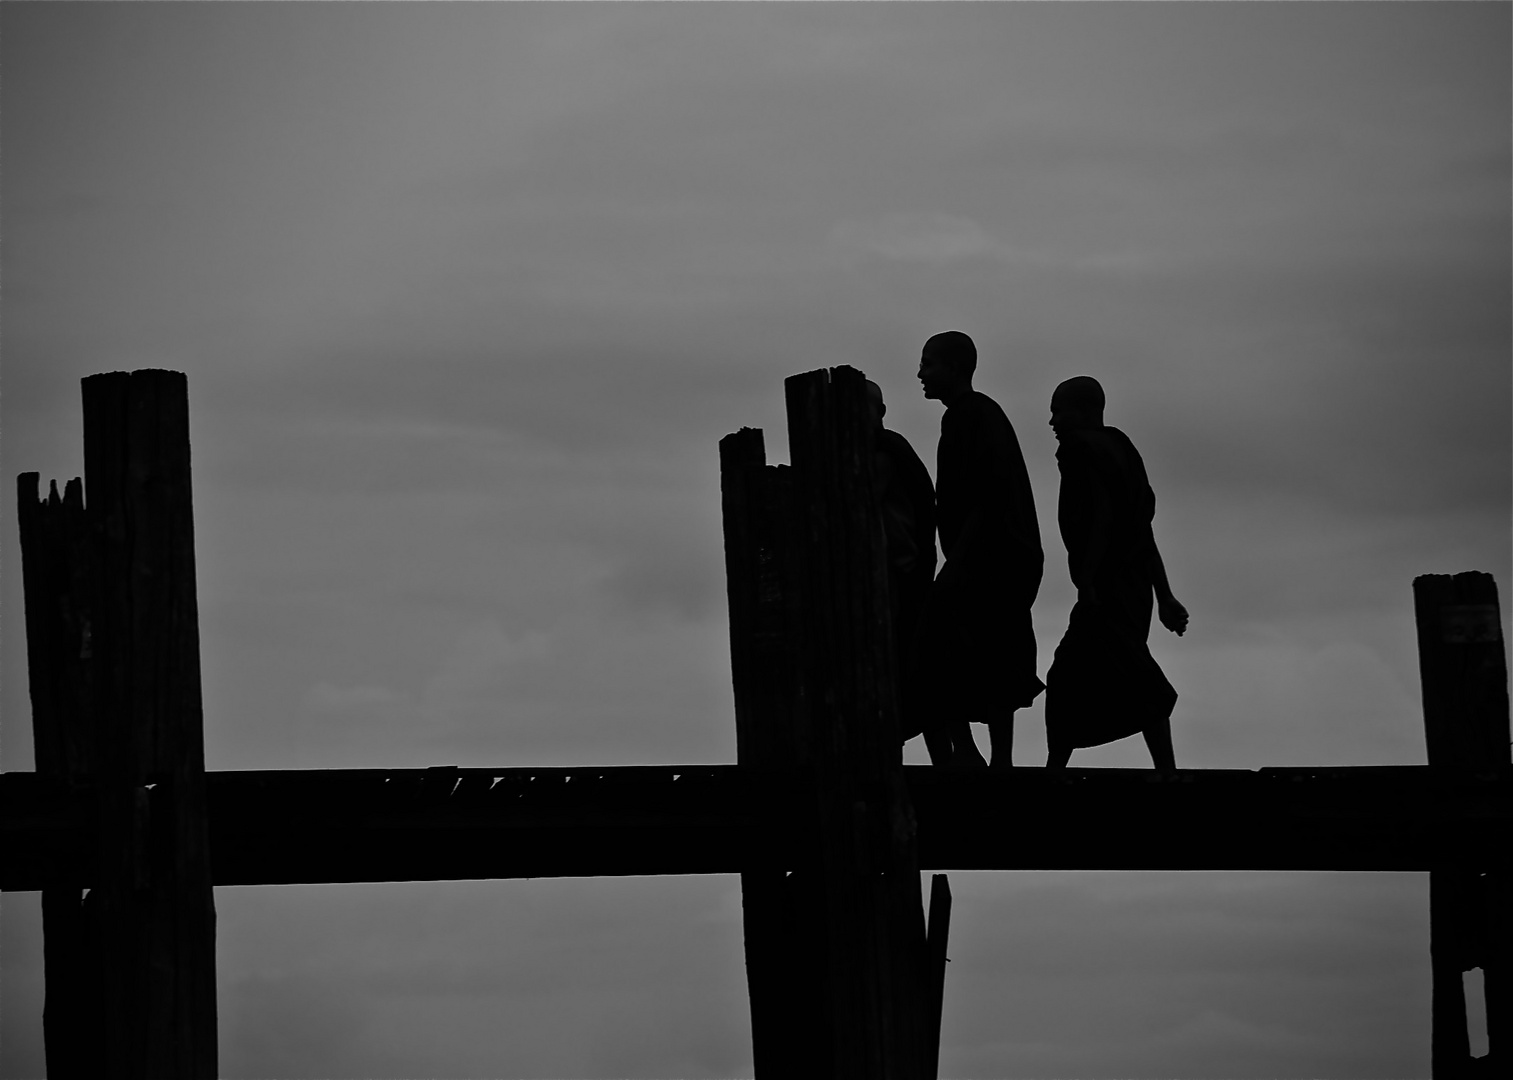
[721,426,828,1067]
[18,370,218,1078]
[722,366,944,1078]
[922,873,952,1079]
[17,473,104,1078]
[1414,572,1510,1077]
[783,365,928,1078]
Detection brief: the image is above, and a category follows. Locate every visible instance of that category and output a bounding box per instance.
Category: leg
[1142,716,1176,771]
[923,726,955,766]
[947,719,987,767]
[988,713,1015,768]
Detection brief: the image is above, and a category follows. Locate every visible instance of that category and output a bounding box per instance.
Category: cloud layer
[3,4,1507,1077]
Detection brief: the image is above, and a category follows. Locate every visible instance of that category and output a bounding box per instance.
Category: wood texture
[785,366,929,1078]
[721,427,829,1069]
[17,472,104,1077]
[1416,572,1510,1077]
[923,874,952,1080]
[83,370,218,1078]
[6,764,1511,891]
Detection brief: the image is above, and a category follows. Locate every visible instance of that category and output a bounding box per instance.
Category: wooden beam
[86,371,218,1078]
[16,473,103,1079]
[785,366,929,1078]
[922,874,952,1080]
[1415,572,1510,1077]
[721,428,828,1069]
[6,764,1509,891]
[15,371,220,1077]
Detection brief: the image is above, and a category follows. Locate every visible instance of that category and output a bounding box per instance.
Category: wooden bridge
[3,368,1509,1078]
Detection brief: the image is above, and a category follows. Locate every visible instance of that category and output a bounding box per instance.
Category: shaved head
[923,330,977,376]
[1049,376,1106,438]
[1052,376,1105,413]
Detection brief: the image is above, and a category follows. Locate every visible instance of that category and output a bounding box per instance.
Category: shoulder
[948,391,1013,436]
[1055,430,1114,477]
[965,390,1009,422]
[1103,426,1140,456]
[1102,426,1149,474]
[879,428,926,466]
[878,427,913,453]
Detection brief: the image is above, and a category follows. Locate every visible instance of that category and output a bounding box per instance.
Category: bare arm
[1148,538,1188,636]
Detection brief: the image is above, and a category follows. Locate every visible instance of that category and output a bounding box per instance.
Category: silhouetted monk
[916,332,1043,766]
[865,380,937,744]
[1044,376,1187,770]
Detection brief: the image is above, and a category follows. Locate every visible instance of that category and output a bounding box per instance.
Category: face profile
[917,331,975,403]
[917,343,953,401]
[1048,376,1105,438]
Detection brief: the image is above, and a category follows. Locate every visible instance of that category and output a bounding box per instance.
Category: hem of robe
[1044,600,1175,750]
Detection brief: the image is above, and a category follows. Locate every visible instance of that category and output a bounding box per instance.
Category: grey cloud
[942,871,1428,1077]
[216,877,752,1078]
[3,5,1507,1078]
[223,973,368,1080]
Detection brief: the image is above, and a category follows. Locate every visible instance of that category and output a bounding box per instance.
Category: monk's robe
[919,391,1044,725]
[874,427,937,741]
[1045,426,1177,750]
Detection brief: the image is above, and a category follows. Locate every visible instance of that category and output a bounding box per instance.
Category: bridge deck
[4,764,1509,891]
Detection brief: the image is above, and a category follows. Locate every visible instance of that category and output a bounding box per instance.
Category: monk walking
[1043,376,1188,770]
[916,331,1044,767]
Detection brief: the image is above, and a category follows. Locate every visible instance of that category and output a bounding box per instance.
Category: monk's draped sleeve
[917,391,1045,719]
[935,391,1042,605]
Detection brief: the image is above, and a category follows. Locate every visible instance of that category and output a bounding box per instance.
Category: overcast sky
[2,4,1508,1078]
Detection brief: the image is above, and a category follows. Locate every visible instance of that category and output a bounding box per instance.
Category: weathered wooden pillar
[721,426,829,1069]
[18,474,105,1078]
[784,365,929,1079]
[1414,572,1510,1078]
[17,370,218,1078]
[922,873,952,1079]
[722,366,941,1078]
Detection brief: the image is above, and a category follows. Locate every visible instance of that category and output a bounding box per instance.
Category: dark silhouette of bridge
[4,368,1508,1078]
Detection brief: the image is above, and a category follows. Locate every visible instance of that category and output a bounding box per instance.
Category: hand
[1158,596,1188,636]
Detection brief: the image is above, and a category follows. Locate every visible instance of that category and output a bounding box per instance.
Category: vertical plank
[17,473,105,1078]
[82,370,218,1079]
[923,874,952,1080]
[784,365,927,1079]
[721,428,828,1072]
[1415,572,1510,1078]
[722,428,785,765]
[1414,572,1511,770]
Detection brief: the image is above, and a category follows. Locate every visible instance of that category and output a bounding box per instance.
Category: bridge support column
[18,370,217,1079]
[1415,572,1510,1078]
[722,366,944,1079]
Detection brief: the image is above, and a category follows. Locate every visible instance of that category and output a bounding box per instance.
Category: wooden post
[721,427,828,1069]
[922,874,952,1079]
[722,368,947,1077]
[783,365,928,1078]
[18,474,105,1078]
[17,371,219,1077]
[1414,572,1510,1078]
